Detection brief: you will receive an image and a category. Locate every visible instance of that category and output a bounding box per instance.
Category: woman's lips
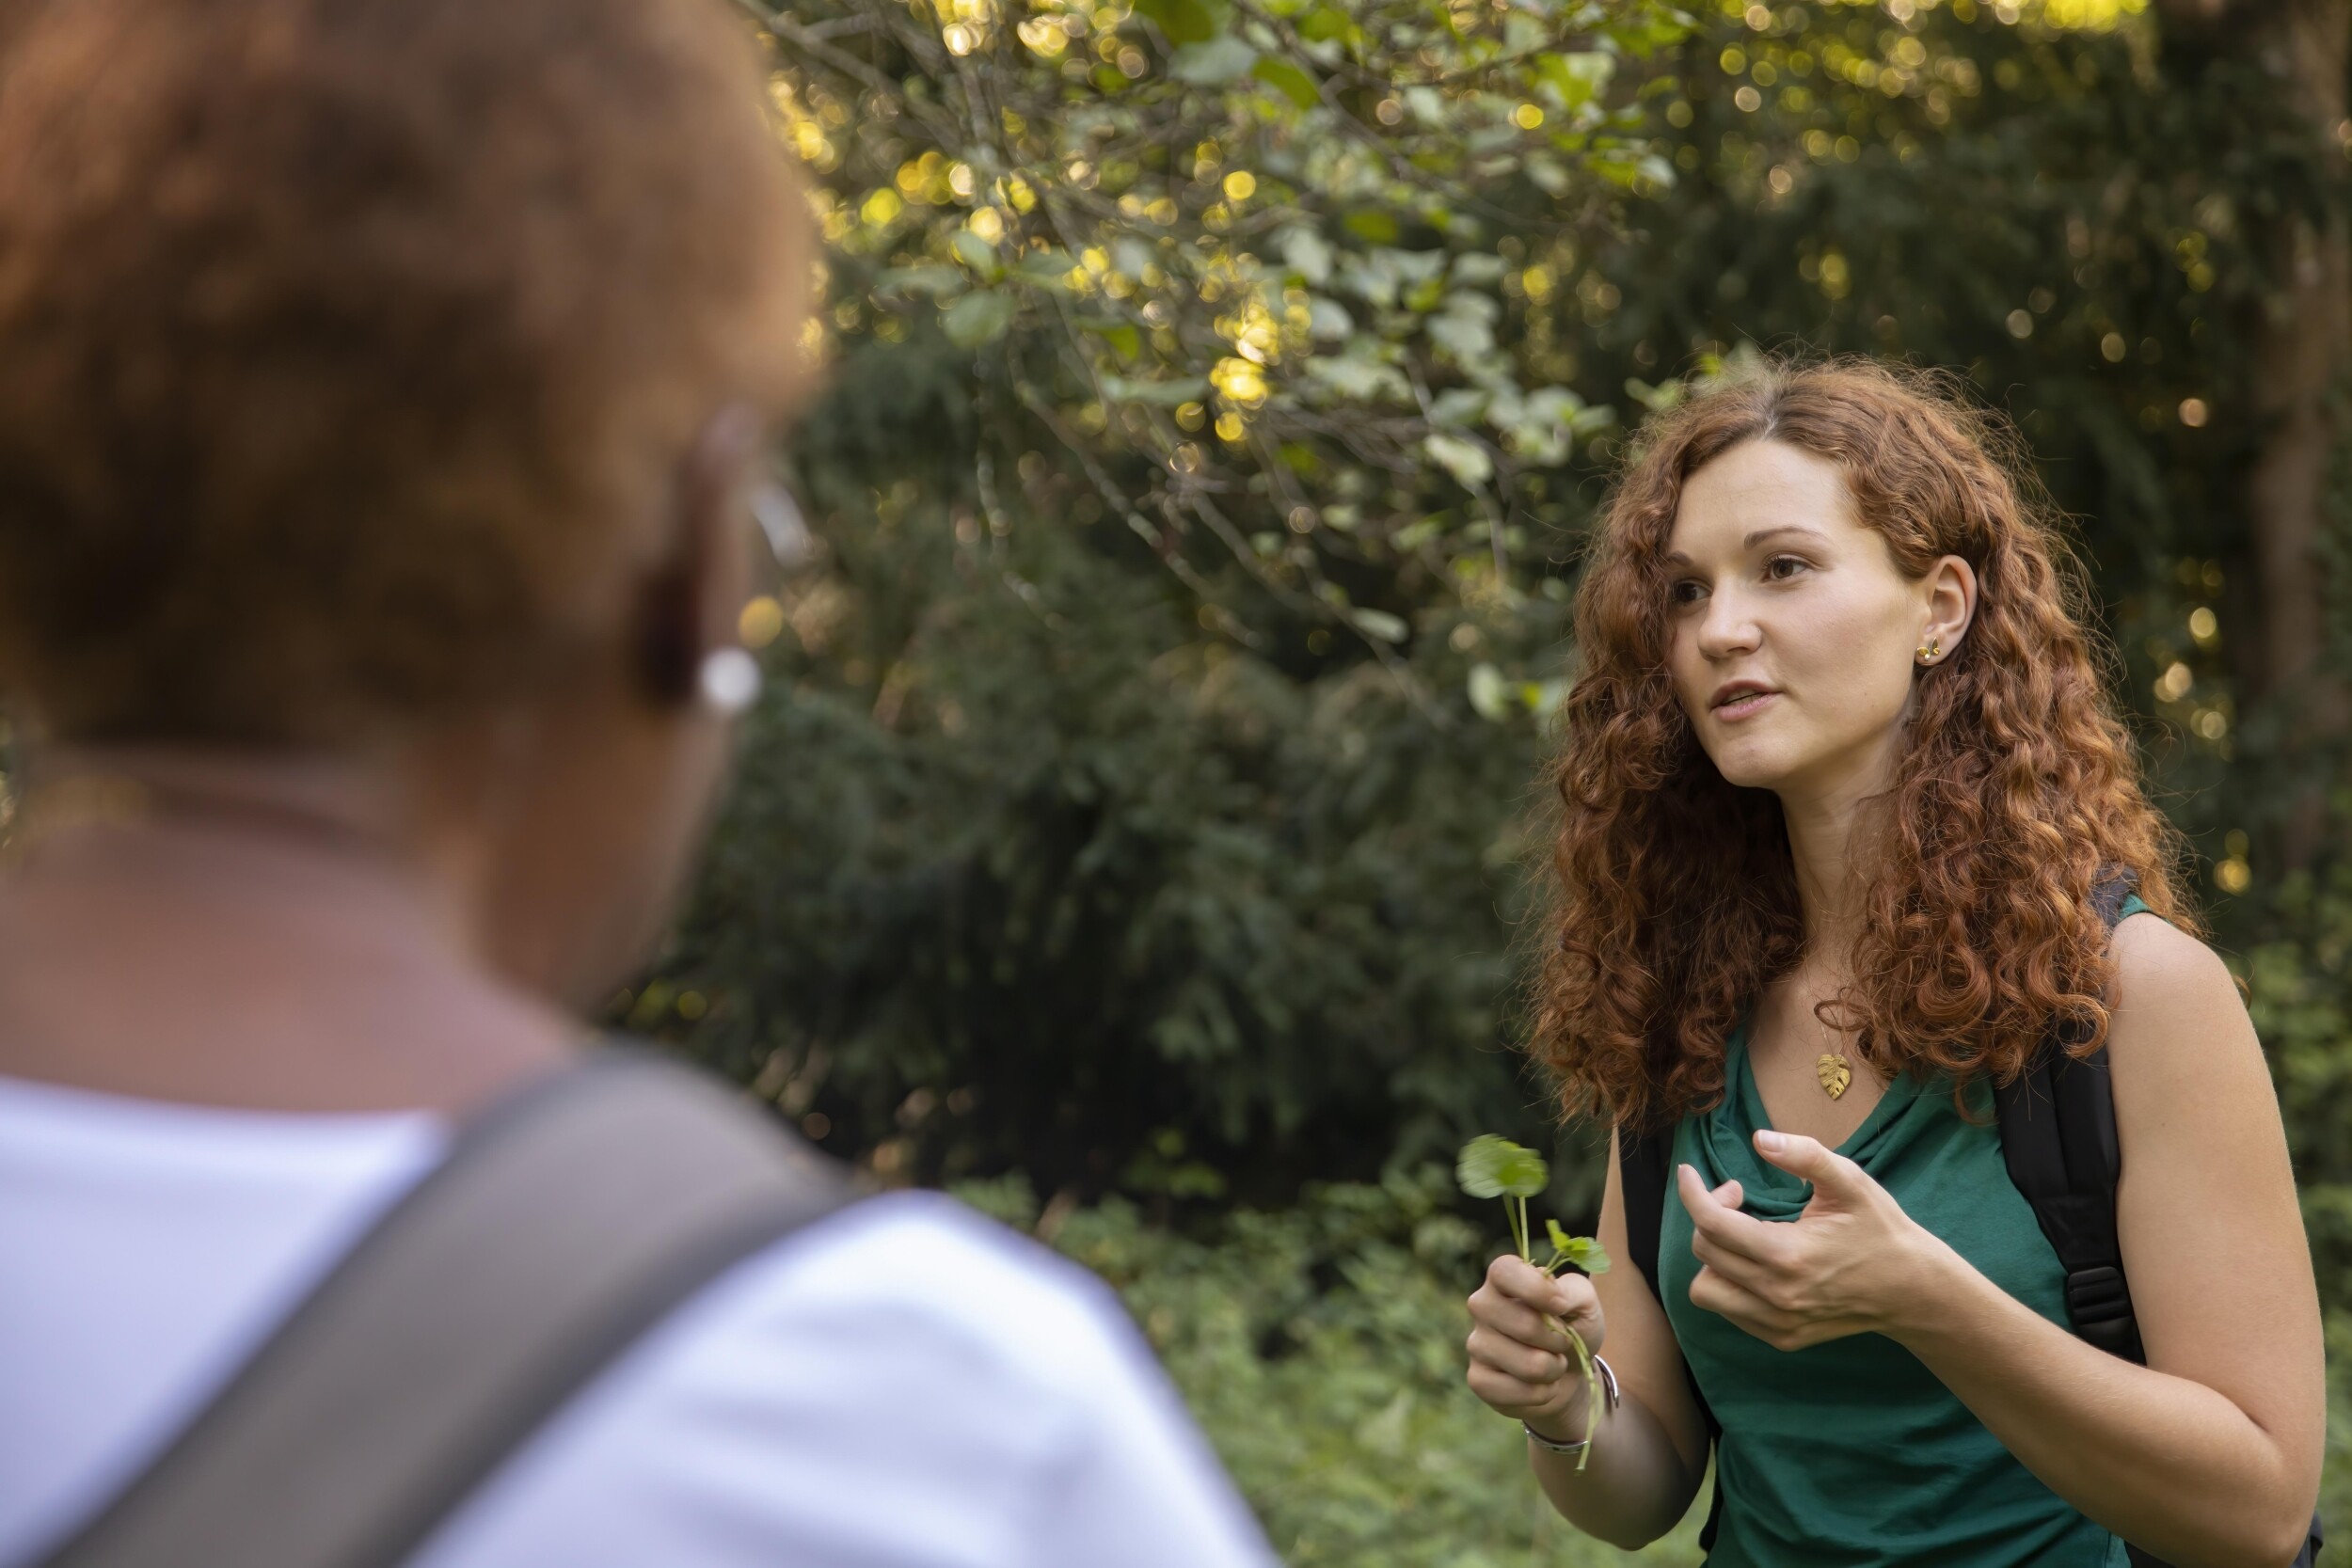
[1711,689,1778,721]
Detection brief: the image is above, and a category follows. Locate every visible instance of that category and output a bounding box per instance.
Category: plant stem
[1502,1190,1601,1470]
[1532,1309,1601,1473]
[1565,1324,1598,1472]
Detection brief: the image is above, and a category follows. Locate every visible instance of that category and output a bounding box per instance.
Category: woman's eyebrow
[1742,525,1832,549]
[1663,524,1831,566]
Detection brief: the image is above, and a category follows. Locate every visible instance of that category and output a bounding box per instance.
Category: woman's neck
[1776,752,1899,965]
[0,750,574,1112]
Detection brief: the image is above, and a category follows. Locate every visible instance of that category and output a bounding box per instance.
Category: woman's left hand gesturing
[1677,1130,1952,1352]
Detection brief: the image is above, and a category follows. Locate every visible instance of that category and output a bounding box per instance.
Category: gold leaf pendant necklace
[1815,1052,1853,1101]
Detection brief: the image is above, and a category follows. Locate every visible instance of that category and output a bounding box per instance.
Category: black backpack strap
[1992,1040,2146,1362]
[1994,870,2145,1360]
[1994,879,2321,1568]
[1619,1121,1726,1551]
[37,1047,854,1568]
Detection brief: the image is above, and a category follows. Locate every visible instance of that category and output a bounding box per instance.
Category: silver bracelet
[1523,1353,1621,1454]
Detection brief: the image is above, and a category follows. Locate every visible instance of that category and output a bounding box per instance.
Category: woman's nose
[1695,585,1761,658]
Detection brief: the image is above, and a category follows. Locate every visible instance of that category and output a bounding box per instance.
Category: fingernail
[1755,1130,1786,1154]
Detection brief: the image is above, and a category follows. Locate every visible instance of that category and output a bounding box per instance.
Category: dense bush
[660,340,1583,1199]
[957,1169,1707,1564]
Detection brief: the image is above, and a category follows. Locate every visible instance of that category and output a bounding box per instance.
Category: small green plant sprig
[1456,1134,1612,1469]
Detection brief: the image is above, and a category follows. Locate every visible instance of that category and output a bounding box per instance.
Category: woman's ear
[634,404,763,708]
[1919,553,1979,665]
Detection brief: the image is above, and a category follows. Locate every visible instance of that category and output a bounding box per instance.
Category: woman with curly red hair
[1463,359,2321,1564]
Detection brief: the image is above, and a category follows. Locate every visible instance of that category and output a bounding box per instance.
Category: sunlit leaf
[1467,663,1510,721]
[1280,227,1334,286]
[1423,432,1494,488]
[1427,297,1498,362]
[1534,50,1614,109]
[1305,350,1407,404]
[1427,387,1489,429]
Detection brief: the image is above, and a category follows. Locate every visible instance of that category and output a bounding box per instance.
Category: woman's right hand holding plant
[1465,1253,1607,1442]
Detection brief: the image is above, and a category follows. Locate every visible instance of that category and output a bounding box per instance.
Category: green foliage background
[633,0,2352,1555]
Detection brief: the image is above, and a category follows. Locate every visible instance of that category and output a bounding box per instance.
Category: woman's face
[1663,438,1968,802]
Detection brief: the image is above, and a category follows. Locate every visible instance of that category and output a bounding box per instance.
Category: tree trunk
[2162,0,2352,869]
[2245,0,2351,867]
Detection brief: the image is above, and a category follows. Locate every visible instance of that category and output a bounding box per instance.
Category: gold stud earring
[1916,636,1941,665]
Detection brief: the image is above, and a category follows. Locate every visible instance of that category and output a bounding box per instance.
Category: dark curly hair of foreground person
[0,0,814,745]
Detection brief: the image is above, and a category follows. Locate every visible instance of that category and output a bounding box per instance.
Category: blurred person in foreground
[0,2,1274,1565]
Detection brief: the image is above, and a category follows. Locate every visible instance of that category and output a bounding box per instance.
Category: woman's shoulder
[412,1189,1276,1568]
[2106,905,2238,1030]
[2102,906,2265,1107]
[646,1188,1186,1421]
[752,1191,1161,1368]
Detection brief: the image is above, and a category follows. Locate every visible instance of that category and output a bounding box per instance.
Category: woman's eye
[1669,579,1705,606]
[1764,555,1810,582]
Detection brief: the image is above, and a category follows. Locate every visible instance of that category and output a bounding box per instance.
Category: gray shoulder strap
[37,1048,851,1568]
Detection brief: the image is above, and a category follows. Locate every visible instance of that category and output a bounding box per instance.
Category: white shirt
[0,1073,1276,1567]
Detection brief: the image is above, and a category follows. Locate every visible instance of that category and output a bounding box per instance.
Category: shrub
[958,1168,1707,1566]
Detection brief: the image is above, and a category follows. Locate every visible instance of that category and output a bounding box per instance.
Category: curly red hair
[1532,357,2196,1133]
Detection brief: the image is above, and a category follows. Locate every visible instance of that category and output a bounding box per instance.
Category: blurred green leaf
[1423,432,1494,488]
[1467,663,1510,721]
[1170,36,1259,83]
[1250,55,1322,108]
[941,289,1015,347]
[1457,1133,1548,1199]
[1132,0,1226,45]
[1534,50,1614,108]
[870,264,966,298]
[1103,373,1212,404]
[950,231,1000,276]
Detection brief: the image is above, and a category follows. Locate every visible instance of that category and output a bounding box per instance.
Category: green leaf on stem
[1546,1218,1611,1275]
[1456,1133,1547,1199]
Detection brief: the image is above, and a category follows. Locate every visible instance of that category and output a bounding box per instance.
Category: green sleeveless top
[1660,1011,2135,1566]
